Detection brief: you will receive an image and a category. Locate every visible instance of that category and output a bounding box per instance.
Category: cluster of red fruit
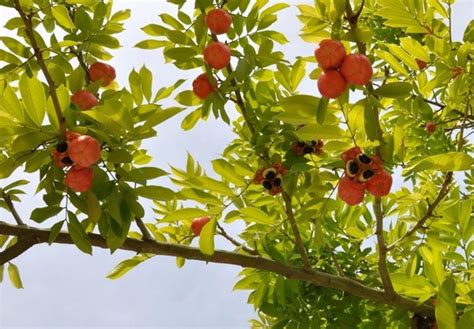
[192,8,232,100]
[191,216,211,236]
[52,132,101,193]
[71,62,116,110]
[291,140,324,156]
[253,163,288,195]
[315,39,373,99]
[338,147,392,205]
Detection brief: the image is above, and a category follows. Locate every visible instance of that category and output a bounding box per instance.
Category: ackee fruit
[203,42,231,70]
[366,171,393,197]
[88,62,116,87]
[425,121,436,134]
[317,70,347,98]
[68,135,101,168]
[314,39,346,70]
[65,167,94,193]
[340,54,373,86]
[191,216,211,236]
[338,176,366,206]
[205,8,232,35]
[193,73,217,99]
[71,90,98,111]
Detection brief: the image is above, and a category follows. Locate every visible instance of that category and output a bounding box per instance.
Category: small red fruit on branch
[415,59,427,70]
[340,54,373,86]
[192,73,217,99]
[292,140,324,156]
[205,8,232,35]
[253,163,288,196]
[71,90,98,111]
[203,41,231,70]
[191,216,211,236]
[317,70,347,98]
[338,147,392,205]
[88,62,116,87]
[65,167,94,193]
[425,121,436,134]
[314,39,346,70]
[68,135,101,168]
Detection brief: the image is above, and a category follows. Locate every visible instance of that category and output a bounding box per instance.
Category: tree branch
[0,236,38,265]
[282,192,312,271]
[2,192,25,226]
[13,0,67,139]
[0,221,434,317]
[135,217,154,241]
[216,221,259,255]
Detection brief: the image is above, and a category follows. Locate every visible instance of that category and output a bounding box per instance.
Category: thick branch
[0,221,434,317]
[2,192,25,226]
[282,192,312,271]
[13,0,67,138]
[0,237,37,265]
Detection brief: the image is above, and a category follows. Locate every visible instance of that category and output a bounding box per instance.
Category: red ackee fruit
[416,59,427,70]
[366,171,393,197]
[253,163,287,196]
[425,121,436,134]
[338,175,366,206]
[317,70,347,98]
[88,62,116,87]
[203,42,231,70]
[340,54,373,86]
[314,39,346,70]
[191,216,211,236]
[68,135,101,168]
[205,8,232,35]
[71,90,98,111]
[65,166,94,193]
[192,73,217,99]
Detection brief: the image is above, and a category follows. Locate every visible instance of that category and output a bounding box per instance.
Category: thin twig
[282,192,312,271]
[216,221,259,255]
[2,192,25,226]
[135,217,154,241]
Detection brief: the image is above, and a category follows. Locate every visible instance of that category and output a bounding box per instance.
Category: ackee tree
[0,0,472,328]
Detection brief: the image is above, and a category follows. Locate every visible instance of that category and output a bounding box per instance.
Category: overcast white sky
[0,0,472,328]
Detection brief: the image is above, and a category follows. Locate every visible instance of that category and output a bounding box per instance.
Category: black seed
[262,180,272,190]
[348,160,359,174]
[273,177,282,187]
[56,142,68,153]
[303,147,314,154]
[61,157,73,165]
[362,169,374,179]
[297,141,306,147]
[311,140,317,146]
[358,154,372,164]
[264,170,276,180]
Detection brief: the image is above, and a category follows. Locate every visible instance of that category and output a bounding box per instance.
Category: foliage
[0,0,472,328]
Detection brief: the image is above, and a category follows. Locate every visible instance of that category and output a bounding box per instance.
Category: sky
[0,0,472,328]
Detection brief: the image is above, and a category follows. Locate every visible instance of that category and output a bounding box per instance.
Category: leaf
[296,124,345,140]
[126,167,168,181]
[164,47,198,61]
[435,277,456,329]
[107,257,143,280]
[240,207,273,225]
[48,220,64,245]
[135,186,175,201]
[19,74,46,126]
[8,263,23,289]
[175,90,200,106]
[457,309,474,329]
[30,206,63,223]
[373,82,412,98]
[161,208,209,222]
[51,5,75,29]
[212,159,246,185]
[67,212,92,255]
[280,95,320,118]
[316,97,328,124]
[199,217,216,256]
[107,149,133,163]
[181,108,201,130]
[409,152,474,172]
[87,191,101,223]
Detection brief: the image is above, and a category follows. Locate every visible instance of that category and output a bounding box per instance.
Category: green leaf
[134,39,169,49]
[30,206,63,223]
[175,90,200,106]
[386,44,419,70]
[87,191,101,223]
[240,207,273,225]
[164,47,198,61]
[375,50,409,77]
[296,124,344,140]
[107,257,143,280]
[127,167,168,182]
[19,74,46,126]
[8,263,23,289]
[373,82,412,98]
[190,176,235,196]
[161,208,209,222]
[364,101,377,141]
[212,159,246,185]
[435,277,456,329]
[139,65,153,102]
[107,149,133,163]
[316,97,328,124]
[51,5,75,29]
[181,108,202,130]
[135,186,175,201]
[67,212,92,255]
[399,37,429,62]
[409,152,474,172]
[457,309,474,329]
[280,95,320,118]
[48,220,64,245]
[199,217,216,256]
